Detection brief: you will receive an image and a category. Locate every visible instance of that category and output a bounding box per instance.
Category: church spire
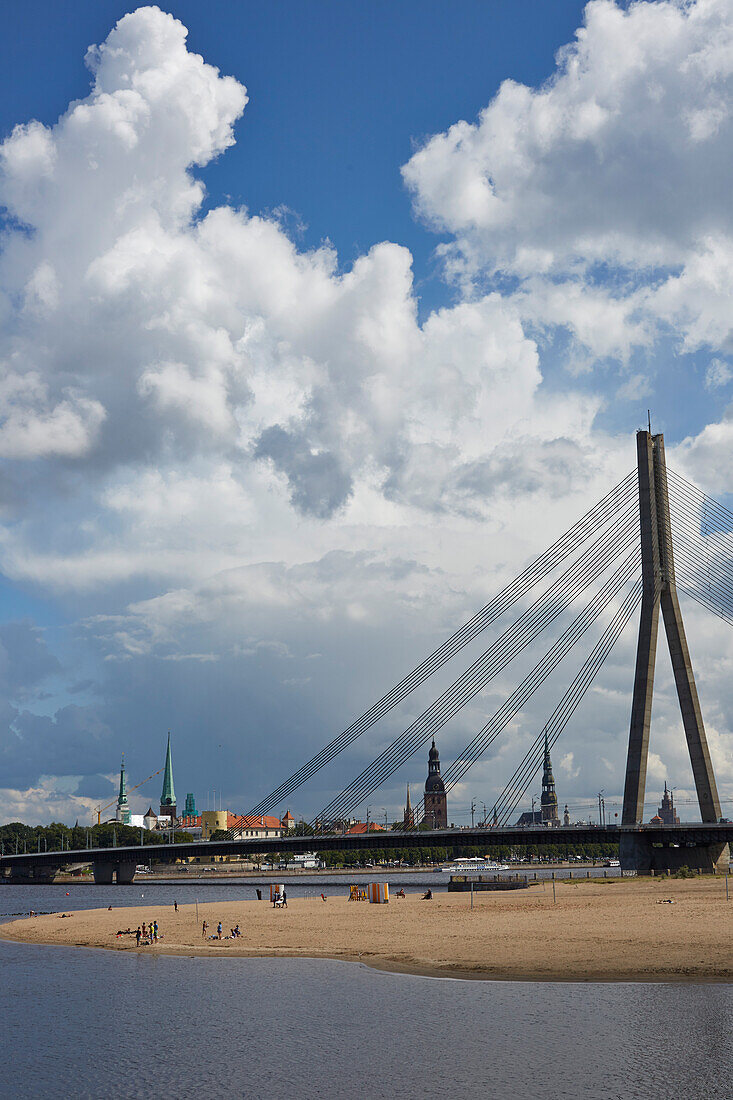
[403,782,414,828]
[540,728,559,824]
[160,732,177,820]
[116,755,130,825]
[424,738,447,828]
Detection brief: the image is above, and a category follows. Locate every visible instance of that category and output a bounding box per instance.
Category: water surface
[2,882,730,1099]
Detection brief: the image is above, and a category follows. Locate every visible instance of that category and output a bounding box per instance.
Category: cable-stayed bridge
[3,429,733,883]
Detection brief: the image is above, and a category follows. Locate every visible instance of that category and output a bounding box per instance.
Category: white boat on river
[438,856,510,873]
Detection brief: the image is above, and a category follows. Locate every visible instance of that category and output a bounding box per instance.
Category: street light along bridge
[3,429,733,882]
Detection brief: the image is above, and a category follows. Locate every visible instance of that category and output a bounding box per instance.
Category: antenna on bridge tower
[622,430,726,870]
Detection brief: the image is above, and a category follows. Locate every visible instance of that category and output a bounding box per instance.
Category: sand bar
[2,877,733,982]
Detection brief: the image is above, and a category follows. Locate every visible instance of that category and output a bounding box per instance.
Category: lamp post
[598,790,605,827]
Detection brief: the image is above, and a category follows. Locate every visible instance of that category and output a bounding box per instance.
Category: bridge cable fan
[248,471,636,818]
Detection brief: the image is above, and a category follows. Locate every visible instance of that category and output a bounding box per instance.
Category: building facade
[227,814,286,840]
[655,782,680,825]
[424,739,448,828]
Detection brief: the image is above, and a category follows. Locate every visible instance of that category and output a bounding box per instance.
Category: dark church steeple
[403,783,414,828]
[540,730,559,824]
[424,739,448,828]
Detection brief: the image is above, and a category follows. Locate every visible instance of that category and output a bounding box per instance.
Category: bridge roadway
[1,822,731,882]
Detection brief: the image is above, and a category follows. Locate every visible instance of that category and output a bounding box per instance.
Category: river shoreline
[2,876,732,983]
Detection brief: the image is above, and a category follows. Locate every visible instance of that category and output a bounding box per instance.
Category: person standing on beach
[174,900,178,912]
[202,920,208,938]
[142,922,147,939]
[282,890,287,908]
[217,921,222,940]
[153,920,158,941]
[136,927,141,947]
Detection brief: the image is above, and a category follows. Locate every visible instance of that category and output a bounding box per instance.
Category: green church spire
[116,755,130,825]
[160,732,176,816]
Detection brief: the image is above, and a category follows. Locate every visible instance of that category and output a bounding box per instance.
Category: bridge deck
[1,822,731,872]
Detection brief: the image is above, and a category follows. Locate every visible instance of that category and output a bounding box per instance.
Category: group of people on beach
[201,919,242,941]
[272,890,287,908]
[135,920,158,946]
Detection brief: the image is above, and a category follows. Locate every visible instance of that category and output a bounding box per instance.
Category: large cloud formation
[0,2,732,823]
[403,0,733,367]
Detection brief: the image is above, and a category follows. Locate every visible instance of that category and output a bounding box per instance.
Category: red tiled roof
[346,822,384,835]
[227,814,284,830]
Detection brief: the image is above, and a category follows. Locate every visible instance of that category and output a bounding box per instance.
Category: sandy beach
[2,877,732,982]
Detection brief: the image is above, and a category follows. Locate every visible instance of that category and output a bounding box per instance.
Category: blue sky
[0,2,588,309]
[1,0,732,826]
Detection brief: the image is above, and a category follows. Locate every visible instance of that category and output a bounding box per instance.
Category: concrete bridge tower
[621,430,727,872]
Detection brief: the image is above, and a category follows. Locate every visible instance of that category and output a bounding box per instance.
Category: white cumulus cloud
[1,3,732,822]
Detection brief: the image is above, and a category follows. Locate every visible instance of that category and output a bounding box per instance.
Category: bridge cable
[401,559,642,832]
[493,579,643,825]
[664,478,733,622]
[248,470,637,818]
[314,514,639,825]
[667,468,733,533]
[440,555,641,794]
[495,579,645,824]
[312,512,638,824]
[315,521,639,826]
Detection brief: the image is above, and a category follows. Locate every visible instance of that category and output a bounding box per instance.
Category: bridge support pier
[93,861,115,884]
[620,834,729,874]
[0,864,59,884]
[115,862,137,884]
[93,860,137,884]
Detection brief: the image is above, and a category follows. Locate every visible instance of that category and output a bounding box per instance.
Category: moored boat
[438,856,510,873]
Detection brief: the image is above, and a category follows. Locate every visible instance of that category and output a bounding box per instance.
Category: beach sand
[2,877,732,982]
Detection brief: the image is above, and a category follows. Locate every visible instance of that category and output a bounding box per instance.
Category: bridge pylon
[620,430,728,872]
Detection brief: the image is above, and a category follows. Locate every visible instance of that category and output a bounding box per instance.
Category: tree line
[0,821,193,855]
[311,842,619,867]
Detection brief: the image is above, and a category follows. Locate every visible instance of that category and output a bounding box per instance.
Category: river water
[2,879,731,1099]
